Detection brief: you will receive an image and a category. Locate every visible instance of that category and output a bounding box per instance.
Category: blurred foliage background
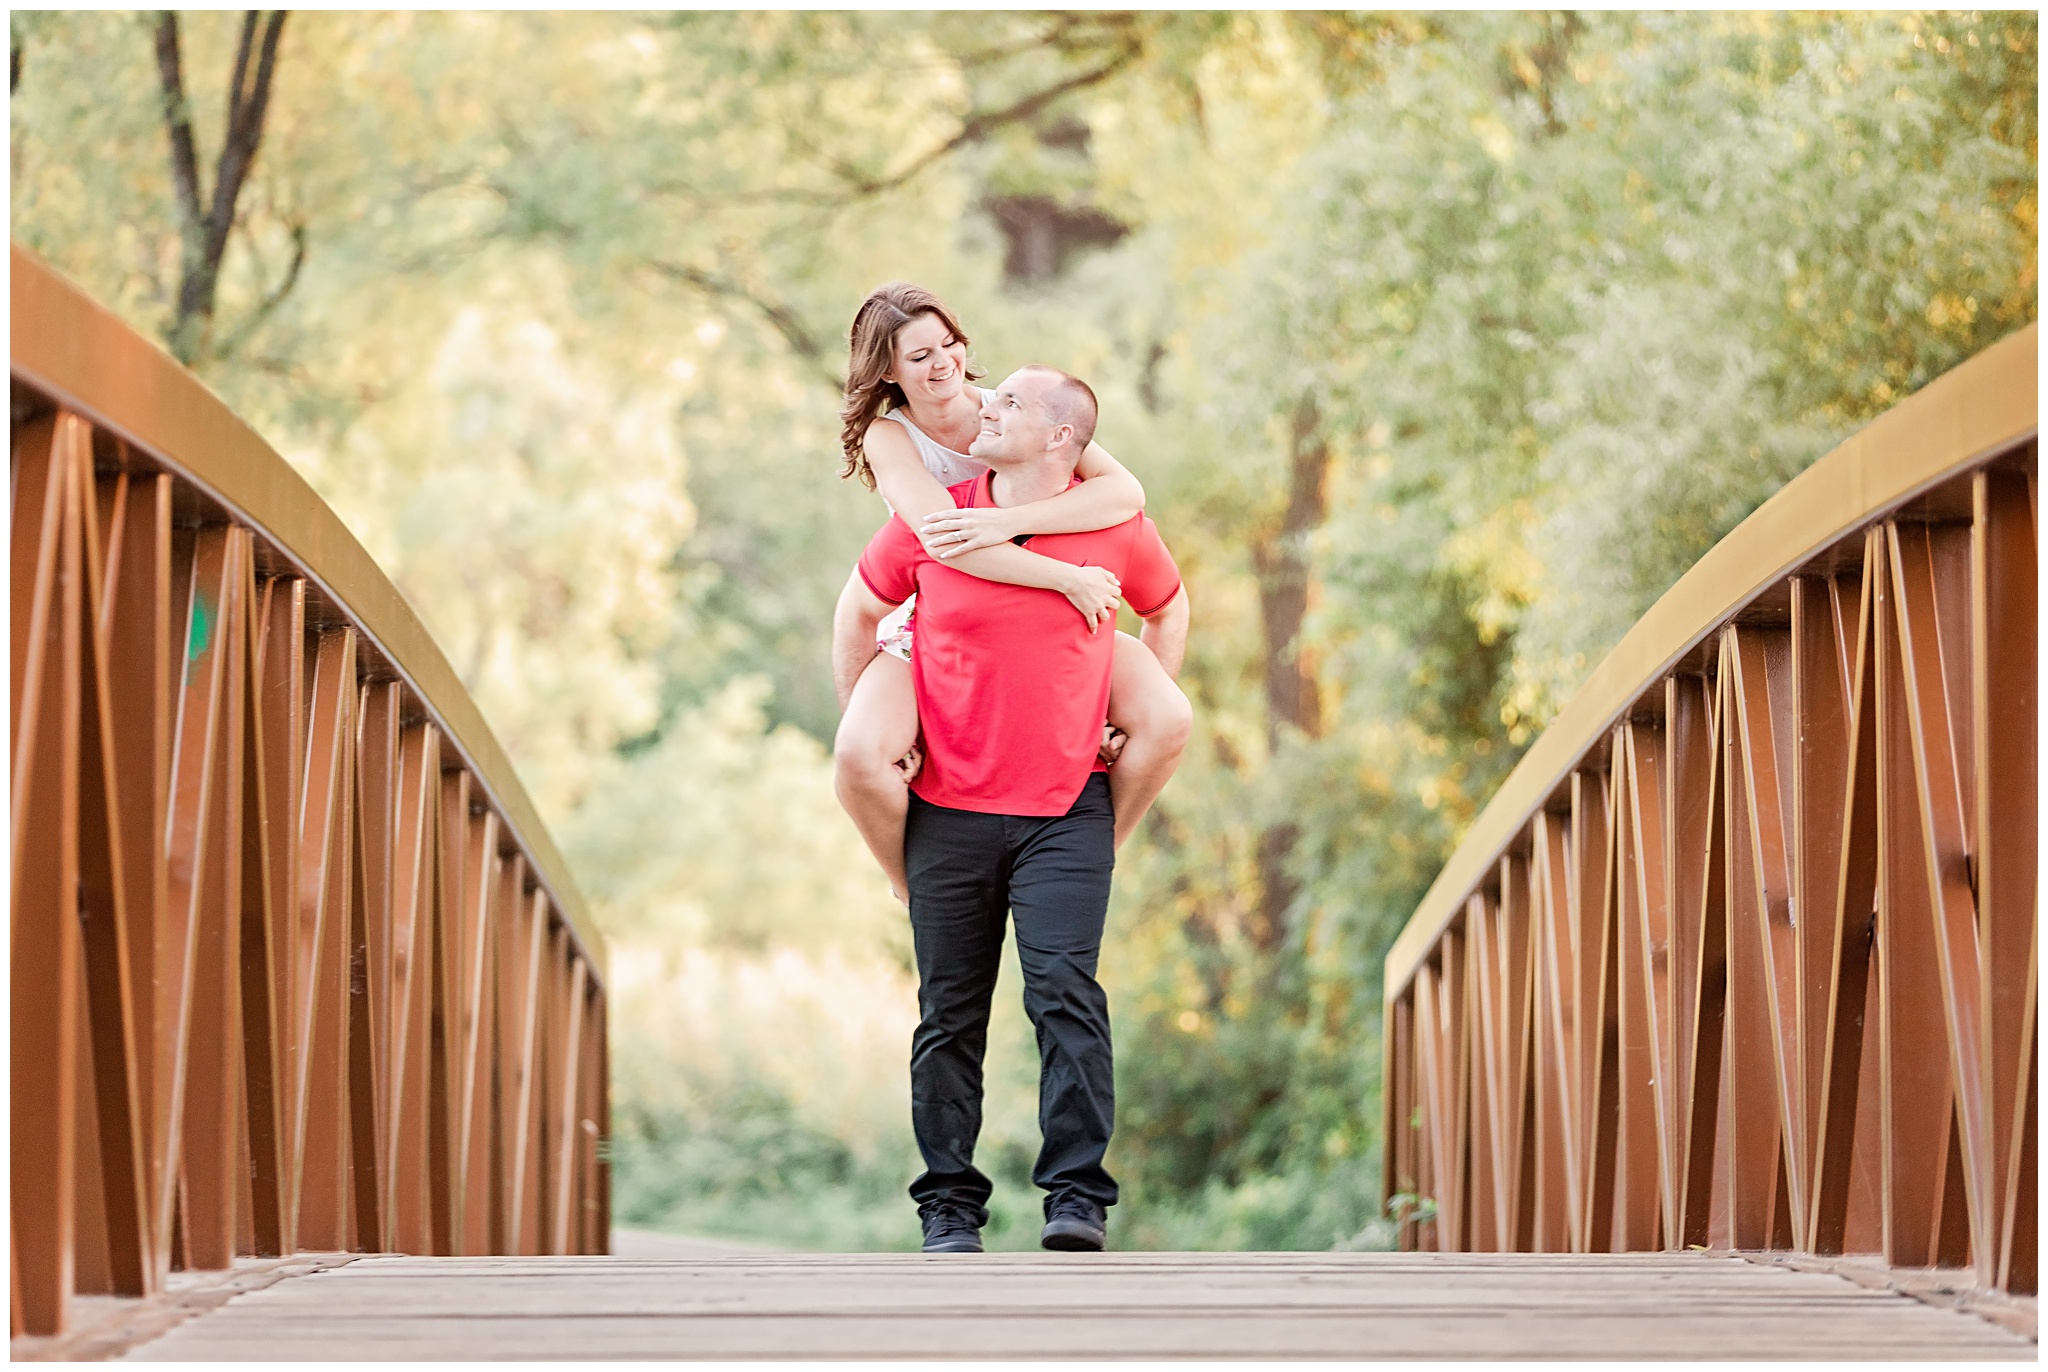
[12,9,2035,1251]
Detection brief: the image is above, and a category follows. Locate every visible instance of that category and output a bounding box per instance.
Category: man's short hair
[1020,365,1099,454]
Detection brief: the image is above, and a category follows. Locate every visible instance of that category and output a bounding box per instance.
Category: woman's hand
[1098,724,1129,766]
[1061,565,1123,631]
[921,505,1021,558]
[894,741,924,783]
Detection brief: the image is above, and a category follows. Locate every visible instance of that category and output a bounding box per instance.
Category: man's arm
[1137,584,1190,679]
[832,568,897,710]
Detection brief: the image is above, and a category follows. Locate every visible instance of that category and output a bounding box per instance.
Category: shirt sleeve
[856,514,924,607]
[1121,515,1183,618]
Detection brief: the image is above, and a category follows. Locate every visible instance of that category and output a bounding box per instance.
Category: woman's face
[885,312,967,406]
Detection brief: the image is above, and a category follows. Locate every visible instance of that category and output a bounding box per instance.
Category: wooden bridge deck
[72,1250,2033,1361]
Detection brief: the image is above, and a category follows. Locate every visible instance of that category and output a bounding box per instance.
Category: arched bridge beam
[9,245,611,1338]
[1382,325,2036,1295]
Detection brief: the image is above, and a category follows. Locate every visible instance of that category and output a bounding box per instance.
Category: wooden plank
[577,987,604,1254]
[77,466,152,1296]
[1614,724,1664,1250]
[113,1253,2035,1362]
[1792,574,1854,1238]
[1529,813,1577,1251]
[98,471,174,1296]
[10,415,83,1335]
[1666,672,1720,1250]
[1875,527,1959,1270]
[252,579,304,1254]
[1385,993,1417,1249]
[1890,520,1992,1275]
[179,531,248,1271]
[1720,630,1786,1250]
[356,683,401,1251]
[346,739,384,1253]
[1466,892,1502,1252]
[594,999,611,1254]
[158,527,236,1276]
[452,809,499,1254]
[502,882,545,1255]
[1973,468,2036,1295]
[548,957,587,1254]
[234,563,284,1261]
[1726,625,1804,1247]
[293,629,358,1251]
[1411,967,1446,1251]
[1809,537,1885,1258]
[431,770,470,1256]
[1569,769,1613,1253]
[1498,853,1536,1252]
[383,725,439,1255]
[1582,766,1622,1252]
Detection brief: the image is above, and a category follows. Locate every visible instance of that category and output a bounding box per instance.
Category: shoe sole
[921,1238,984,1254]
[1040,1218,1105,1252]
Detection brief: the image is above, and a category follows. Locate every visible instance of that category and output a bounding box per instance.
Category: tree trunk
[1251,393,1332,750]
[153,11,290,366]
[1248,392,1334,950]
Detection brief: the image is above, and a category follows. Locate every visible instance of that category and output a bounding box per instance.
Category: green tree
[12,9,2033,1252]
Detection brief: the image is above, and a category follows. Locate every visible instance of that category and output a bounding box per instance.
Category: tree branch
[153,13,205,242]
[840,39,1143,200]
[212,217,307,362]
[204,11,286,272]
[649,261,842,394]
[951,15,1094,71]
[224,9,257,138]
[154,10,290,364]
[650,32,1145,214]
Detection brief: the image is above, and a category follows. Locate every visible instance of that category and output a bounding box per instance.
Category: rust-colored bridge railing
[9,246,610,1338]
[1382,325,2037,1294]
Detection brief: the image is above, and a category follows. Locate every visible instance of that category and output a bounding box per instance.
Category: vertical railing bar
[236,558,285,1260]
[294,628,358,1250]
[180,529,248,1271]
[10,415,83,1335]
[1887,522,1995,1277]
[550,957,588,1255]
[1808,534,1883,1256]
[156,527,235,1273]
[1973,468,2038,1292]
[76,457,153,1294]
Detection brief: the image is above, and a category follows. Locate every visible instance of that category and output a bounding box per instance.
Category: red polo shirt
[858,471,1182,816]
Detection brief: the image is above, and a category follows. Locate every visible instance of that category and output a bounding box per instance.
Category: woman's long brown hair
[839,282,983,489]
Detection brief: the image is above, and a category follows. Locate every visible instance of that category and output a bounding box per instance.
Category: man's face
[968,370,1057,464]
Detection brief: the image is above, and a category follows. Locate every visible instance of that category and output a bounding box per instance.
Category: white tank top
[880,389,991,494]
[873,390,992,648]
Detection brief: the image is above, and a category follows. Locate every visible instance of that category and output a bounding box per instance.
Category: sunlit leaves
[12,8,2033,1252]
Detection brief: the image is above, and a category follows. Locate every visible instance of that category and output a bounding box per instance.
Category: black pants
[903,773,1118,1222]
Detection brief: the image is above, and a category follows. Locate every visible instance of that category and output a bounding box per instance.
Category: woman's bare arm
[921,439,1145,555]
[866,423,1124,629]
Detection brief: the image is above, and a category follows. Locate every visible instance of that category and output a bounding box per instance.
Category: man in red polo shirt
[831,366,1189,1257]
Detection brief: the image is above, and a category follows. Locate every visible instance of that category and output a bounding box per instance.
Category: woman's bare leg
[1106,631,1193,850]
[834,652,922,902]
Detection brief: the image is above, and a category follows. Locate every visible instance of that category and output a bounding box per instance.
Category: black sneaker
[1040,1195,1106,1252]
[919,1200,985,1254]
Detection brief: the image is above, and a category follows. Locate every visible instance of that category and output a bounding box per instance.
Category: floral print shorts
[876,599,915,663]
